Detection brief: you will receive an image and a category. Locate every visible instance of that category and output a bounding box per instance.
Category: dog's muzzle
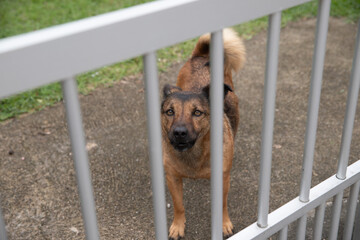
[169,126,196,152]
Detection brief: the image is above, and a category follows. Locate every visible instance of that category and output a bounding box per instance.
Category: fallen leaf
[86,142,98,151]
[274,144,282,149]
[70,227,79,234]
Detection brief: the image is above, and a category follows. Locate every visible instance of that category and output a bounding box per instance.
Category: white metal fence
[0,0,359,239]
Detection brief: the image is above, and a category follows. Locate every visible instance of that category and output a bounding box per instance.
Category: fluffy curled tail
[192,28,246,74]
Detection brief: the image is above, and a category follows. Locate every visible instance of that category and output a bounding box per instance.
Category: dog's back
[176,28,246,134]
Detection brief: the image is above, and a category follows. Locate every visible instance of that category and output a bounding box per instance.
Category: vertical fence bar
[279,226,288,240]
[313,202,326,240]
[343,181,360,240]
[296,215,307,240]
[328,192,344,240]
[297,1,331,237]
[210,29,224,240]
[143,52,168,240]
[299,0,331,203]
[337,21,360,180]
[61,77,99,240]
[0,206,7,240]
[353,188,360,240]
[257,11,282,228]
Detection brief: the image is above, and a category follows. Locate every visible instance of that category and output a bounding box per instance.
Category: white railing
[0,0,359,239]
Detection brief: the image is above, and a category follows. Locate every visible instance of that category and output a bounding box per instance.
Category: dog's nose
[173,126,188,139]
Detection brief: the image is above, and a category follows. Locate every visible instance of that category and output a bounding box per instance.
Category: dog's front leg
[166,174,185,240]
[223,172,234,237]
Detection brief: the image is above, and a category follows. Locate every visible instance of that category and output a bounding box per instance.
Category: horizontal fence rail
[229,160,360,240]
[0,0,359,239]
[0,0,314,99]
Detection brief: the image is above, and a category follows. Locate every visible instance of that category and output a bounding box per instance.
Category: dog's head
[161,84,232,152]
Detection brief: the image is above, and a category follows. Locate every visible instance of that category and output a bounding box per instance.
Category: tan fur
[162,28,245,239]
[192,28,246,74]
[177,28,245,134]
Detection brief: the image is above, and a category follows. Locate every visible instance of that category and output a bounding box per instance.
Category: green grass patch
[0,83,62,120]
[1,0,359,121]
[234,0,359,39]
[0,0,155,38]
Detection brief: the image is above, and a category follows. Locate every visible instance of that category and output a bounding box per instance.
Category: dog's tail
[192,28,246,74]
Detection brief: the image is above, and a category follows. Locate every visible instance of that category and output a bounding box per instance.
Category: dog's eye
[165,109,174,116]
[193,110,203,117]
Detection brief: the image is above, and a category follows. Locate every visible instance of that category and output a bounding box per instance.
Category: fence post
[299,0,331,203]
[329,19,360,240]
[279,226,288,240]
[297,0,331,240]
[257,11,281,228]
[328,192,344,240]
[313,202,326,240]
[353,187,360,240]
[143,52,168,240]
[297,0,331,238]
[61,77,100,240]
[343,181,360,240]
[337,20,360,180]
[210,29,224,240]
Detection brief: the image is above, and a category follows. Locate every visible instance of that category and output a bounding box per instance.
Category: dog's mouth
[170,140,196,152]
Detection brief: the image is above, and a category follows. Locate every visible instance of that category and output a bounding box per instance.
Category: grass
[0,0,359,121]
[0,0,155,38]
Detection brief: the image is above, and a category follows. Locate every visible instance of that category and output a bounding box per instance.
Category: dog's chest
[172,152,211,179]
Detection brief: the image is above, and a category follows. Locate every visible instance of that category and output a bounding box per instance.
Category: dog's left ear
[163,84,182,98]
[201,84,233,101]
[224,84,233,97]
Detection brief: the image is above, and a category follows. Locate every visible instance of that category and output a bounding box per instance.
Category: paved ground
[0,18,359,240]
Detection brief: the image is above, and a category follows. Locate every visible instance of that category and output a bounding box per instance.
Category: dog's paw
[222,220,234,238]
[169,220,185,240]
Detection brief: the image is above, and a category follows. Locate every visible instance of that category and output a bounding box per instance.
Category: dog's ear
[224,84,233,97]
[201,84,233,101]
[163,84,182,98]
[202,85,210,100]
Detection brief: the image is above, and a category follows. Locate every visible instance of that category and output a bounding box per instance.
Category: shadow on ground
[0,18,359,239]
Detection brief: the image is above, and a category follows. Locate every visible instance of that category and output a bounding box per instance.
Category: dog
[161,28,245,239]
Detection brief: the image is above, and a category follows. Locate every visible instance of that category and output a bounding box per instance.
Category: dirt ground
[0,18,359,240]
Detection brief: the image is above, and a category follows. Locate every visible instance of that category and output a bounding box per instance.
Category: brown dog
[161,28,245,239]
